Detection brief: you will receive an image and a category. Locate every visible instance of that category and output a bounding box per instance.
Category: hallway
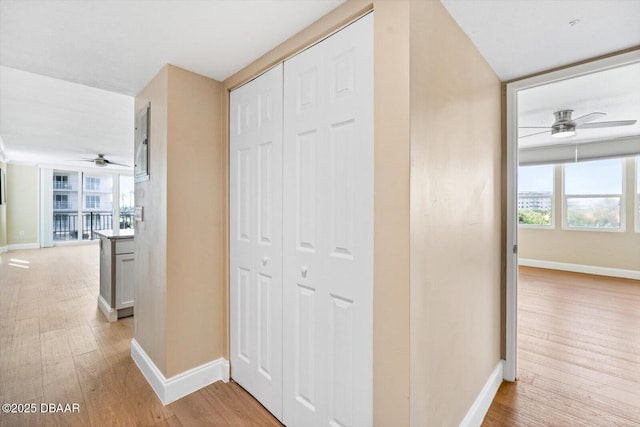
[0,245,281,426]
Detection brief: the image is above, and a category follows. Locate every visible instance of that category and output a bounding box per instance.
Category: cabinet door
[283,13,374,427]
[115,253,135,309]
[230,64,284,420]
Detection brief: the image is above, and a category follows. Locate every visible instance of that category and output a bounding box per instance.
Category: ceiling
[0,0,345,166]
[517,61,640,149]
[440,0,640,82]
[1,0,639,167]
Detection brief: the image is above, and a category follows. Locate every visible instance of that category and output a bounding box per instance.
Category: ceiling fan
[74,154,131,167]
[519,110,637,139]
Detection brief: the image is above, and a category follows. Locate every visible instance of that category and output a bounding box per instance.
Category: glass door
[119,175,134,230]
[53,171,79,241]
[82,174,113,240]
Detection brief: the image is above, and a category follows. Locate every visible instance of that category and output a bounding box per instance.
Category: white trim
[459,360,504,427]
[7,242,39,251]
[505,50,640,384]
[519,258,640,280]
[0,246,7,254]
[130,339,230,405]
[505,81,518,382]
[97,295,118,323]
[54,240,99,247]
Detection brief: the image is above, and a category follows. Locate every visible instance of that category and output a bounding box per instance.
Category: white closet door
[283,13,373,427]
[230,64,283,420]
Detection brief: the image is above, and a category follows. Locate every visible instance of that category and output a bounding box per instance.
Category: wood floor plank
[152,415,185,427]
[40,328,91,427]
[73,349,139,427]
[0,317,43,402]
[483,267,640,426]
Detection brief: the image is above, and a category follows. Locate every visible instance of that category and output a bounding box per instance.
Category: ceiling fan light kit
[551,124,576,138]
[551,110,575,138]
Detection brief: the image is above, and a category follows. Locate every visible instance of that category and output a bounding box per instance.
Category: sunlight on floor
[8,258,30,268]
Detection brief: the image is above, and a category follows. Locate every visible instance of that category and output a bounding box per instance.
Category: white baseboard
[0,246,7,254]
[7,242,39,251]
[97,295,118,323]
[519,258,640,280]
[130,338,229,405]
[459,360,504,427]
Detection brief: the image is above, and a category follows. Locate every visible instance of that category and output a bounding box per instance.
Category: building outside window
[518,164,554,226]
[85,176,100,191]
[85,195,100,210]
[54,175,70,189]
[54,194,68,209]
[564,158,623,230]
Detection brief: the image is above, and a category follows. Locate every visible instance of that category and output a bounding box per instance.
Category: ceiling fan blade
[106,160,132,167]
[578,120,637,129]
[518,126,551,129]
[519,129,551,138]
[570,112,605,127]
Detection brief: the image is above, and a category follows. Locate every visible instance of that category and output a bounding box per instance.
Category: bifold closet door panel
[230,63,284,421]
[282,13,373,427]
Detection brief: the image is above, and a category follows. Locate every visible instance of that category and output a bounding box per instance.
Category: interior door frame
[504,49,640,382]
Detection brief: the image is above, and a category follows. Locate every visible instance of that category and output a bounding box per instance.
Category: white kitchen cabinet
[115,253,135,309]
[96,229,135,322]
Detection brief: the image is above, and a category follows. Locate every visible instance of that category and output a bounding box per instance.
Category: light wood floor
[0,245,282,427]
[483,266,640,426]
[4,247,639,426]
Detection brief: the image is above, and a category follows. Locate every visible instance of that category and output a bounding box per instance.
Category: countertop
[94,229,135,240]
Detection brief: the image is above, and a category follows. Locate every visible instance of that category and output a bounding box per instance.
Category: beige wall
[0,162,6,248]
[519,157,640,271]
[6,164,39,246]
[409,1,502,426]
[134,66,169,374]
[165,65,225,377]
[132,0,501,423]
[134,65,225,378]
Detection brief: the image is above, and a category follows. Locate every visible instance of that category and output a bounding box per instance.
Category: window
[54,174,69,190]
[85,195,100,209]
[636,157,640,232]
[119,175,135,230]
[564,158,623,230]
[54,194,68,209]
[518,164,554,226]
[85,176,100,191]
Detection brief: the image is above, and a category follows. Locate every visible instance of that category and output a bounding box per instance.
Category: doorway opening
[504,51,640,422]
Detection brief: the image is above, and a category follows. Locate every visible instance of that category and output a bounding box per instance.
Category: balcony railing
[53,212,112,241]
[53,182,72,190]
[120,213,135,230]
[53,211,135,241]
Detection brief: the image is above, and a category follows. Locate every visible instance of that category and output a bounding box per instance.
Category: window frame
[562,159,626,233]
